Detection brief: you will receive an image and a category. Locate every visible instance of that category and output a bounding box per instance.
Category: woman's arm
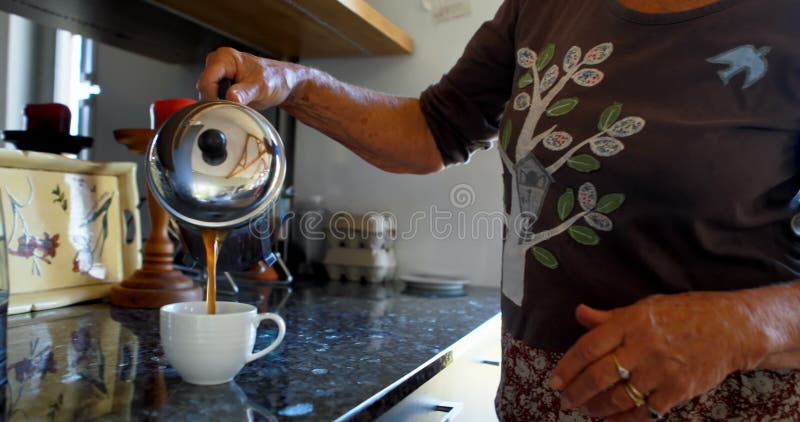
[197,47,444,175]
[740,281,800,368]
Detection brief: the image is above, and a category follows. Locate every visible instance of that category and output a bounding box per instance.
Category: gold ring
[612,354,631,380]
[623,381,646,407]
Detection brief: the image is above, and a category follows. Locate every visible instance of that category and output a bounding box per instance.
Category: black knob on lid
[198,129,228,166]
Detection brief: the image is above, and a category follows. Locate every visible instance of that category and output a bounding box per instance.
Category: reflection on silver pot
[146,100,286,230]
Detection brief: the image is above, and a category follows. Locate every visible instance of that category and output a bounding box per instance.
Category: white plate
[399,274,468,292]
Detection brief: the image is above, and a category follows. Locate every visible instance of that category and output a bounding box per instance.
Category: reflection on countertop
[4,279,500,421]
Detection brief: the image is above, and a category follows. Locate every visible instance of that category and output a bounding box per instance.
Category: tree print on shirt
[499,42,646,306]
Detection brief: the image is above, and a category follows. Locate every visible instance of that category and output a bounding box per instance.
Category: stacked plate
[399,274,468,296]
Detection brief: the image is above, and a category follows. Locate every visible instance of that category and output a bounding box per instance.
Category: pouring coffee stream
[146,80,287,314]
[202,230,227,314]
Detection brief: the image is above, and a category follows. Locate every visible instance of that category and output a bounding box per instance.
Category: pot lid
[145,100,286,229]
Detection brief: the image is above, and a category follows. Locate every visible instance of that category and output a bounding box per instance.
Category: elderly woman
[198,0,800,419]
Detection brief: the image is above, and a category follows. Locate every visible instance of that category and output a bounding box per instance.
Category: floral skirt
[496,332,800,421]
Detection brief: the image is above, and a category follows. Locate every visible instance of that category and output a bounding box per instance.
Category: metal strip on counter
[336,312,502,421]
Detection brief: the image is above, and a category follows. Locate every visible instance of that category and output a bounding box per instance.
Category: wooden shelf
[147,0,414,58]
[0,0,413,63]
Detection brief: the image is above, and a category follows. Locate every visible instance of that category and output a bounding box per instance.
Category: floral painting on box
[0,169,124,293]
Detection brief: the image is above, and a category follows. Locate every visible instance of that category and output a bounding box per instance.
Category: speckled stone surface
[5,280,500,421]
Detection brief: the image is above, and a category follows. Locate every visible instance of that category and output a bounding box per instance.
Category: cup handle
[247,313,286,363]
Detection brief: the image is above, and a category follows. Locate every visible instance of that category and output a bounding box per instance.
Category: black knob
[198,129,228,166]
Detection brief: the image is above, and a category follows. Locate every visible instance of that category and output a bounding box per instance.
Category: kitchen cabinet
[0,0,413,63]
[376,314,502,422]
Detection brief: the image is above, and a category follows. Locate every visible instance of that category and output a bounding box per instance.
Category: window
[54,30,101,138]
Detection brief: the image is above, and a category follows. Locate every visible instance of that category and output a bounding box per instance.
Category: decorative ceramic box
[0,150,141,314]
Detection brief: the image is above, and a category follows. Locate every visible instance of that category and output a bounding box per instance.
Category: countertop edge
[336,312,502,421]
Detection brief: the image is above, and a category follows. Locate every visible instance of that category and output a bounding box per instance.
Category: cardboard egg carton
[323,247,396,283]
[325,214,396,251]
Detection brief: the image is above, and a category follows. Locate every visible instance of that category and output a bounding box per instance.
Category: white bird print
[706,45,771,90]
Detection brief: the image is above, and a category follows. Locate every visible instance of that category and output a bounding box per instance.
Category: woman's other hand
[550,291,777,421]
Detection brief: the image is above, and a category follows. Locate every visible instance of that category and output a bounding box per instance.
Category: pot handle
[218,78,233,100]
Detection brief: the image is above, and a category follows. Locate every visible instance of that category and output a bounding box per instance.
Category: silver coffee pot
[145,100,287,272]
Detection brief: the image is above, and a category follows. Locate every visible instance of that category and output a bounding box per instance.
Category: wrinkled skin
[197,47,298,109]
[550,292,777,421]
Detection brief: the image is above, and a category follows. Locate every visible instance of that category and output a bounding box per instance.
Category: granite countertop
[5,279,500,421]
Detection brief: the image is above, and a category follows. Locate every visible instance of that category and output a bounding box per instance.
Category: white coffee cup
[160,301,286,385]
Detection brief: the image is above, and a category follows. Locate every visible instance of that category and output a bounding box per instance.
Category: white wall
[92,42,201,163]
[297,1,504,286]
[3,13,55,132]
[4,14,35,131]
[91,42,202,233]
[0,11,8,137]
[0,12,11,137]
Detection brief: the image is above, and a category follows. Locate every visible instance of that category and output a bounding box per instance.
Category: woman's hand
[197,47,301,110]
[550,292,775,421]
